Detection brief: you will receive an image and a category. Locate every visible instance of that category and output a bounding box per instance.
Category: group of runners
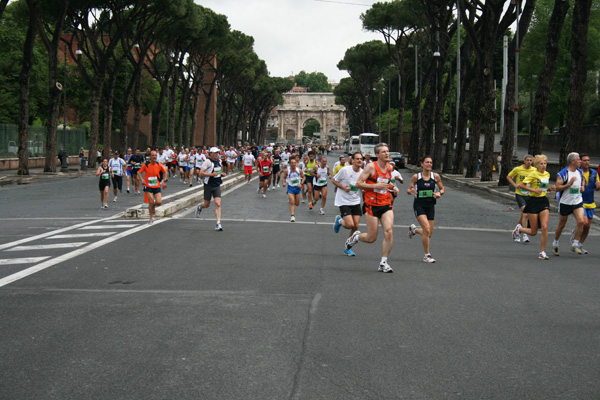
[509,152,600,260]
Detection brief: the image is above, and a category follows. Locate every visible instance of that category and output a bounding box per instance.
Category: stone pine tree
[527,0,570,157]
[561,0,594,166]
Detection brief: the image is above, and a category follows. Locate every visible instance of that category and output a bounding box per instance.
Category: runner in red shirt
[256,150,273,198]
[138,150,168,223]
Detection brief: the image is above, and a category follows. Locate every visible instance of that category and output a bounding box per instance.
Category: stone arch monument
[276,93,347,144]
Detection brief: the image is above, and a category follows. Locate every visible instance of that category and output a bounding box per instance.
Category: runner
[332,155,348,177]
[96,158,112,209]
[570,154,600,254]
[304,151,317,210]
[108,150,127,202]
[407,156,445,263]
[178,148,188,184]
[512,154,557,260]
[195,147,227,231]
[187,148,196,187]
[299,154,309,203]
[332,152,364,256]
[389,161,404,204]
[242,148,255,184]
[226,146,237,174]
[507,154,534,244]
[271,149,282,190]
[194,148,207,184]
[256,150,273,198]
[311,156,332,215]
[344,143,399,272]
[138,150,168,224]
[282,158,305,222]
[129,148,145,195]
[552,152,585,255]
[124,147,133,193]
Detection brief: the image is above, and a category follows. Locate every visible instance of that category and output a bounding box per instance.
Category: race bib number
[349,184,359,192]
[263,166,269,173]
[318,179,327,185]
[520,189,530,195]
[101,173,109,180]
[275,160,280,165]
[418,190,433,198]
[148,176,158,186]
[214,167,222,174]
[570,186,580,195]
[290,178,300,185]
[375,177,389,194]
[539,179,548,190]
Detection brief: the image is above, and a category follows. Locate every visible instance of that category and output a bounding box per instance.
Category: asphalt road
[1,154,599,399]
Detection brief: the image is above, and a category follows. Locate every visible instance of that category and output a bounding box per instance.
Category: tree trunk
[560,0,592,166]
[102,70,118,158]
[409,98,420,165]
[132,52,145,149]
[433,63,445,170]
[169,71,178,147]
[44,51,61,172]
[480,66,497,182]
[18,1,37,176]
[500,54,517,185]
[87,87,102,168]
[202,77,217,146]
[529,0,569,156]
[466,73,484,178]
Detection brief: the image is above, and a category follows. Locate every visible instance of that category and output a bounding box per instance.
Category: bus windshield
[360,135,379,145]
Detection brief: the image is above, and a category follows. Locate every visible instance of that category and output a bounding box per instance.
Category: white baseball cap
[209,147,220,153]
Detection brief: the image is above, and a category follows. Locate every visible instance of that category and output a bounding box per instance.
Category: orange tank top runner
[139,162,164,188]
[364,162,394,207]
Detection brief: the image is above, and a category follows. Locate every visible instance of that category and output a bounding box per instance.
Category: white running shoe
[301,198,306,203]
[522,234,530,243]
[148,217,154,224]
[512,224,521,240]
[215,223,223,231]
[267,187,270,191]
[572,244,583,255]
[423,254,436,263]
[378,261,393,273]
[277,184,280,188]
[580,247,588,255]
[262,194,267,199]
[290,215,295,222]
[514,234,521,243]
[344,230,360,250]
[319,208,325,215]
[113,197,117,202]
[194,204,203,218]
[408,224,416,239]
[539,251,549,260]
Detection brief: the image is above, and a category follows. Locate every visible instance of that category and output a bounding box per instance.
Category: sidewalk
[0,166,93,187]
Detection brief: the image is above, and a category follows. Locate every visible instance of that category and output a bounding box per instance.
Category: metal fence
[0,124,88,158]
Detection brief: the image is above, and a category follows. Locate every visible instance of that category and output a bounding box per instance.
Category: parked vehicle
[389,152,406,168]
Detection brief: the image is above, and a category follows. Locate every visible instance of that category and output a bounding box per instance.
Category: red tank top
[364,161,393,206]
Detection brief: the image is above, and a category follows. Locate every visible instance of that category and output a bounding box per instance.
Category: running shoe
[301,198,306,203]
[262,194,267,199]
[189,183,193,187]
[215,223,223,231]
[103,204,108,209]
[148,217,154,224]
[272,186,276,190]
[257,187,260,193]
[194,204,202,218]
[572,244,583,255]
[552,245,560,256]
[267,187,270,191]
[539,251,549,260]
[290,215,295,222]
[344,230,360,250]
[277,184,280,188]
[423,254,436,263]
[344,248,356,256]
[100,204,104,209]
[319,208,325,215]
[309,202,313,210]
[514,234,521,243]
[512,224,522,241]
[378,261,393,273]
[569,229,575,245]
[580,247,588,255]
[113,197,117,202]
[333,215,342,233]
[522,234,530,243]
[408,224,417,239]
[126,188,130,193]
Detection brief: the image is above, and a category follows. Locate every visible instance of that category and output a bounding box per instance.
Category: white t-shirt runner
[243,153,255,166]
[334,165,363,206]
[560,169,583,205]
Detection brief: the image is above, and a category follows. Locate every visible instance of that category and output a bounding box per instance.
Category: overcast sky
[197,0,382,83]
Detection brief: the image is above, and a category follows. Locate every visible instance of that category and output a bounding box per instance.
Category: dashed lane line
[5,242,88,251]
[0,257,51,266]
[46,232,116,239]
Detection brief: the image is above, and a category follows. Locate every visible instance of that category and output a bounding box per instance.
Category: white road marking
[46,232,116,239]
[0,257,51,265]
[0,219,169,288]
[0,216,116,251]
[5,242,88,251]
[78,224,140,230]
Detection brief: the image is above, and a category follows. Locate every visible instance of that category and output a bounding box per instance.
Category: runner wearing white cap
[195,147,226,231]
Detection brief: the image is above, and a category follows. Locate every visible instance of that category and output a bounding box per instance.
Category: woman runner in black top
[96,158,112,209]
[407,156,445,263]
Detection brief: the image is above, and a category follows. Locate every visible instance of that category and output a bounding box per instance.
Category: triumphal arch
[276,92,347,143]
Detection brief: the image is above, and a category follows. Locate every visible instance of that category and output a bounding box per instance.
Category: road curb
[124,172,247,219]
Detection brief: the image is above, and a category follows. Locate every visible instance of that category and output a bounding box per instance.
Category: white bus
[347,133,379,156]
